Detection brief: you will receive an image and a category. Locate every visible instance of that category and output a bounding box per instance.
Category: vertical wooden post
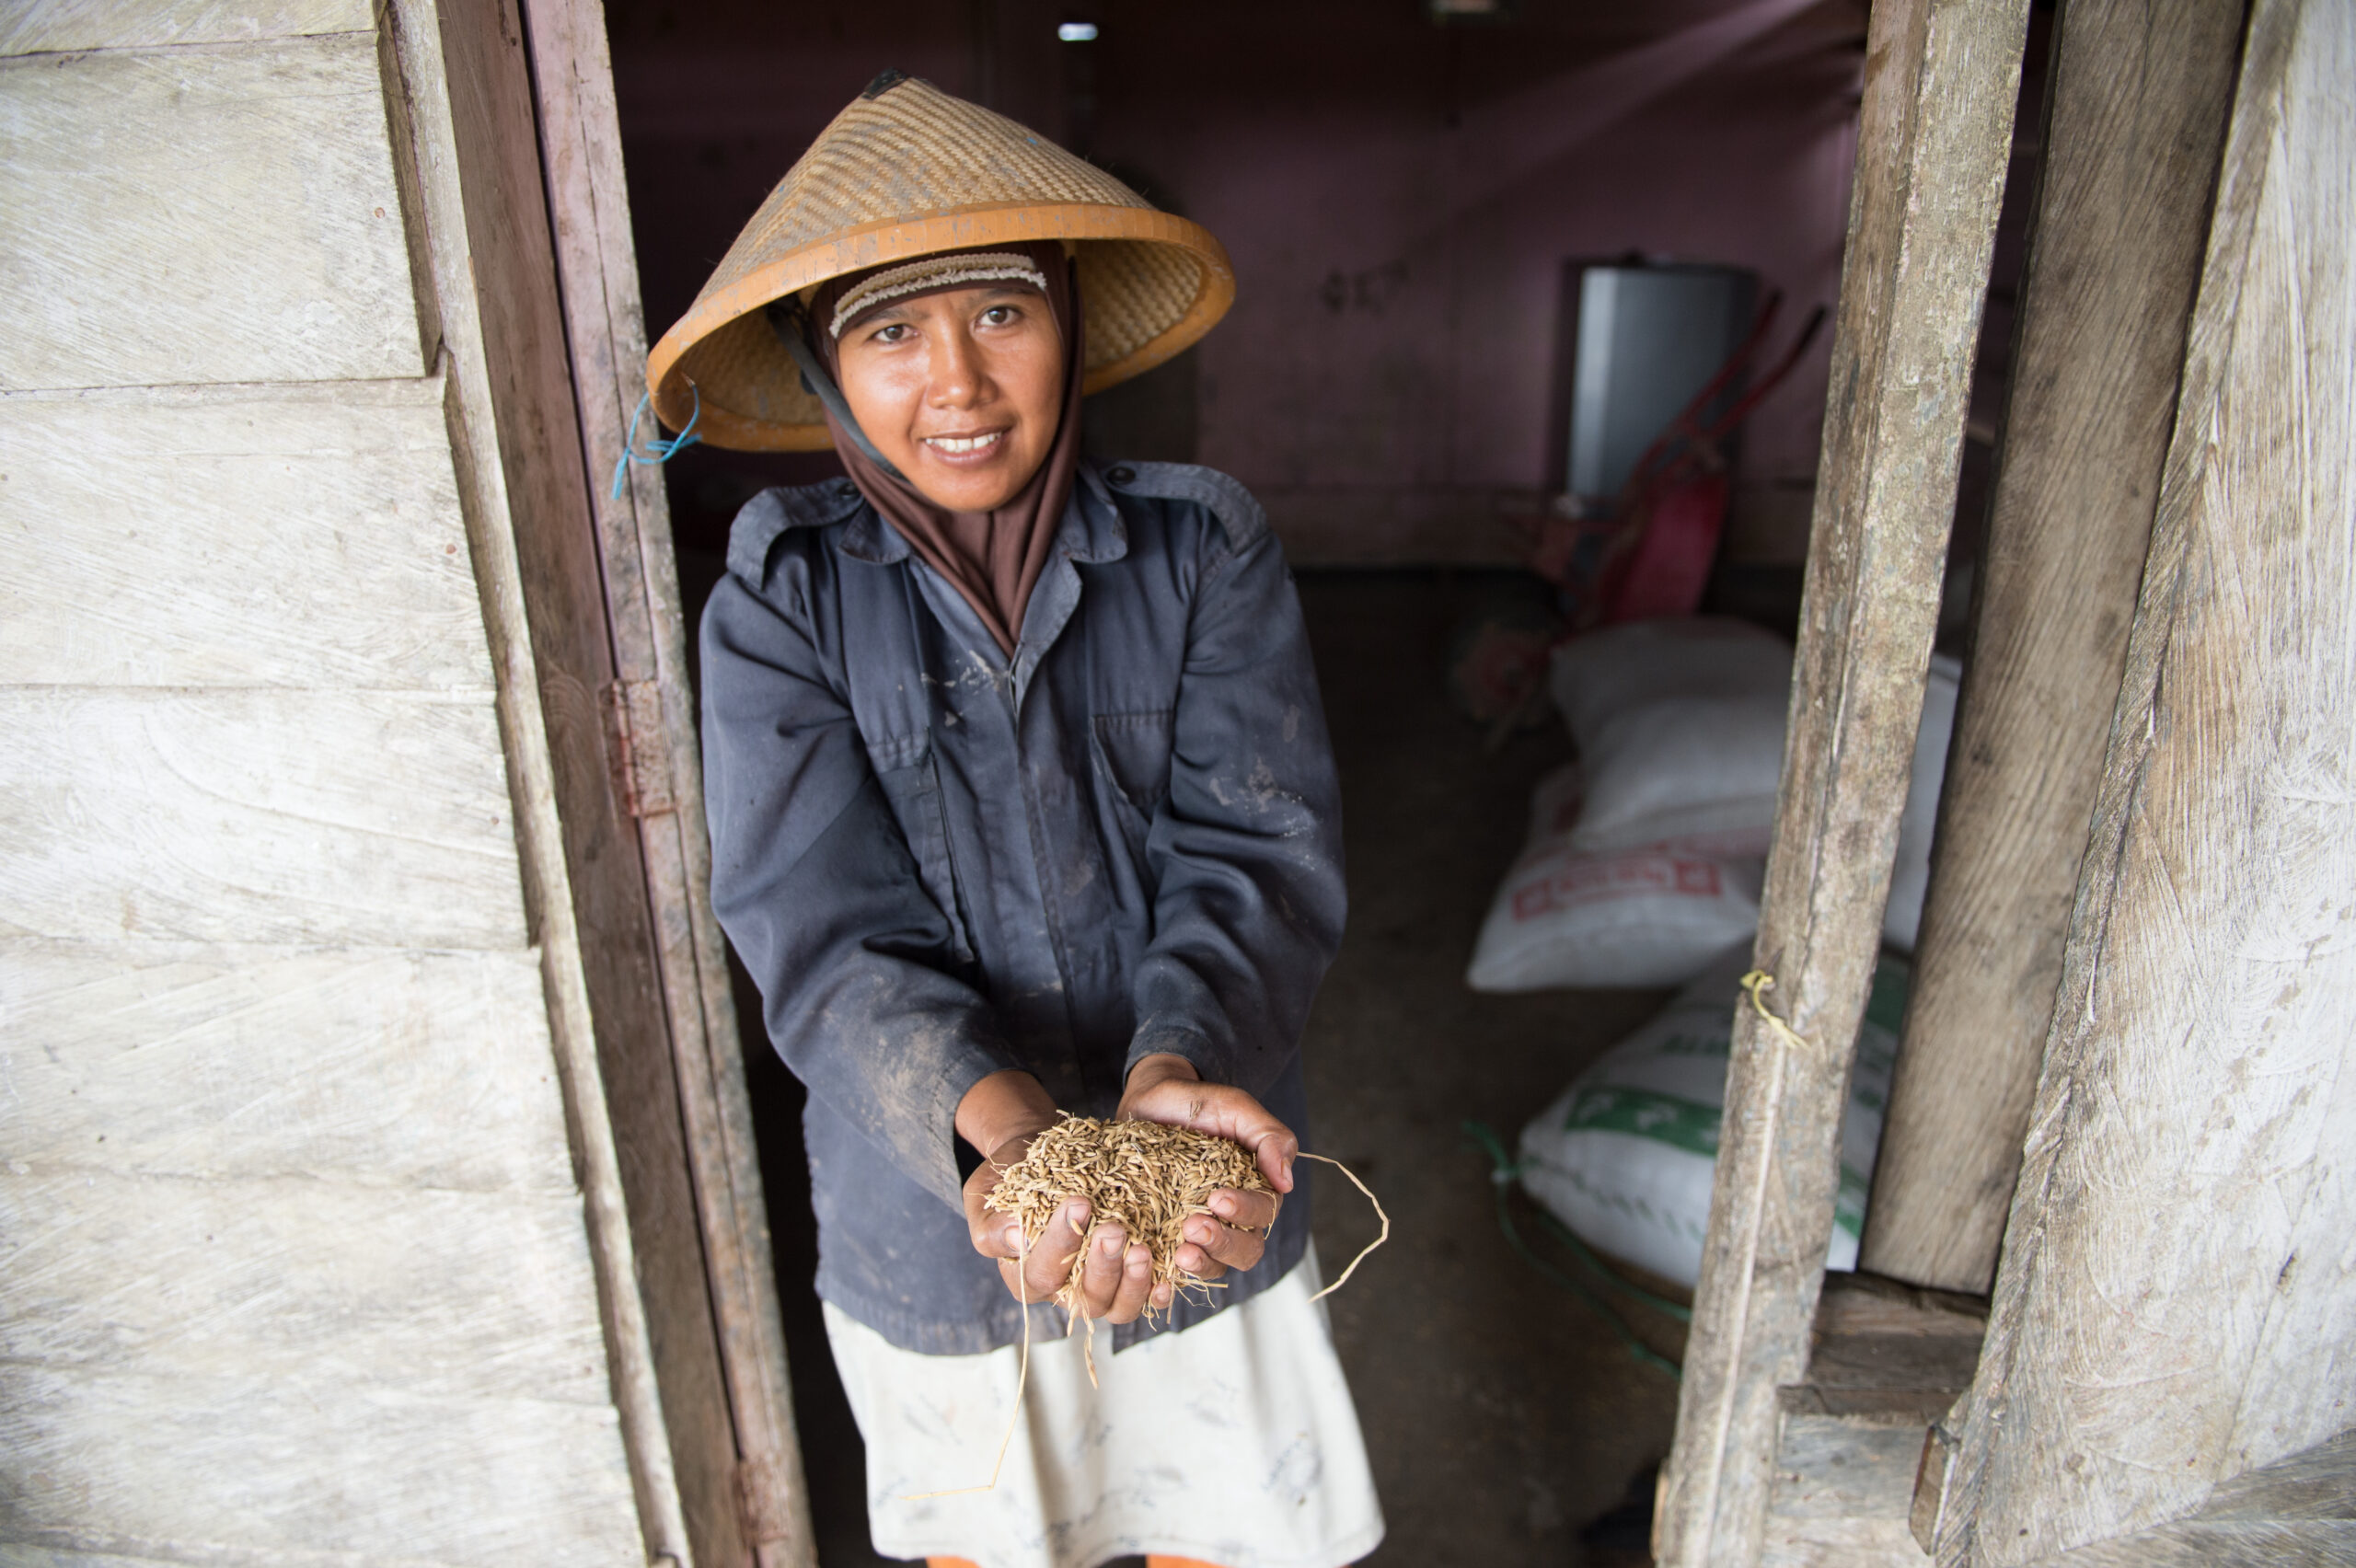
[516,2,818,1564]
[1651,0,2027,1560]
[1859,0,2249,1297]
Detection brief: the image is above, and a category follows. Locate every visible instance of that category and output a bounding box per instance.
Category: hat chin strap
[764,298,909,481]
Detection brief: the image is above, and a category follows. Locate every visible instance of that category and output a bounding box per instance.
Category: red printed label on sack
[1509,851,1724,921]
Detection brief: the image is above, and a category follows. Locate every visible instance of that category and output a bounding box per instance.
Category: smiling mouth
[922,431,1007,455]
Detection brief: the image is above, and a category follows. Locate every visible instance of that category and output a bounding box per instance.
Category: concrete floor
[744,569,1690,1568]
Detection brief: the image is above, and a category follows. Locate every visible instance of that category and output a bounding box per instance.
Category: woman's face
[834,284,1065,512]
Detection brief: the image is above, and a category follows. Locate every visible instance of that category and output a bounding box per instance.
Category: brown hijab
[810,241,1084,656]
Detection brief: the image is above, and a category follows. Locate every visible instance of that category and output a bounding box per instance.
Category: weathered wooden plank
[0,34,425,390]
[0,940,571,1193]
[1800,1274,1984,1424]
[2033,1522,2356,1567]
[1652,0,2029,1561]
[0,1170,611,1403]
[1761,1516,1929,1568]
[0,1545,191,1568]
[2201,1429,2356,1522]
[384,0,701,1554]
[0,687,525,949]
[0,0,371,57]
[0,382,492,691]
[1773,1417,1929,1521]
[1934,2,2356,1562]
[0,1364,642,1565]
[519,0,815,1559]
[1766,1277,1981,1563]
[2011,1425,2356,1565]
[1861,0,2249,1297]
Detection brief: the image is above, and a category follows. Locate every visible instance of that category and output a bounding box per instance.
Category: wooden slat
[1,1364,642,1565]
[519,0,816,1559]
[0,0,372,57]
[0,1547,191,1568]
[0,34,425,390]
[2029,1433,2356,1565]
[1763,1276,1982,1564]
[1860,0,2249,1296]
[0,939,572,1193]
[0,687,525,949]
[0,381,491,691]
[1933,1,2356,1561]
[1,1170,610,1403]
[2201,1429,2356,1522]
[1761,1517,1930,1568]
[1772,1417,1929,1521]
[2037,1522,2356,1567]
[1651,0,2029,1560]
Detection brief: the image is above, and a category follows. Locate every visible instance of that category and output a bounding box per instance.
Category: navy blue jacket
[701,460,1345,1355]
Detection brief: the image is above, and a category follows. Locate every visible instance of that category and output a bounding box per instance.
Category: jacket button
[1107,465,1136,485]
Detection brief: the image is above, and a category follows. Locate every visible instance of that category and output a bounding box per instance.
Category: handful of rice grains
[913,1114,1385,1500]
[983,1113,1388,1322]
[984,1114,1276,1317]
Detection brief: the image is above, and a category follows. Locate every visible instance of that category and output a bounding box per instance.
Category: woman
[650,72,1381,1568]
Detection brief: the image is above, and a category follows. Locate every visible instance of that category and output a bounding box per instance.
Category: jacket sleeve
[1126,520,1347,1098]
[700,564,1020,1211]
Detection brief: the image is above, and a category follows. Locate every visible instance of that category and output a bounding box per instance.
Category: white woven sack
[1465,766,1763,991]
[1548,618,1795,857]
[1516,947,1905,1287]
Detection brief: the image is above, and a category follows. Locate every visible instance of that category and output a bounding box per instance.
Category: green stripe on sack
[1835,1164,1869,1240]
[1865,955,1911,1035]
[1561,1087,1722,1158]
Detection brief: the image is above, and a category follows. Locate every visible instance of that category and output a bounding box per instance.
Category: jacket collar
[834,459,1130,568]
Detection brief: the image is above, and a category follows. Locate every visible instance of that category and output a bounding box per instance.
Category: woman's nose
[928,326,988,407]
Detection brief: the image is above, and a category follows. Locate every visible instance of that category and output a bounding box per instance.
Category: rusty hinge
[604,678,678,818]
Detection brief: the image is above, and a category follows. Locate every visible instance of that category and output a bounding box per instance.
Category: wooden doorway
[428,0,820,1562]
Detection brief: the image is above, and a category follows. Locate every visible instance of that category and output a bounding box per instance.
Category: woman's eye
[873,323,910,343]
[981,306,1016,326]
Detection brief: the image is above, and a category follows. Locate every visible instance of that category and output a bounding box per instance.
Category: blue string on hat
[610,386,702,500]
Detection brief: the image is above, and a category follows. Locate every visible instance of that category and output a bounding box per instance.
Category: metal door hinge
[605,678,678,818]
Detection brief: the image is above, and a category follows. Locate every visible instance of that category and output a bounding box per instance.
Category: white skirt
[823,1246,1385,1568]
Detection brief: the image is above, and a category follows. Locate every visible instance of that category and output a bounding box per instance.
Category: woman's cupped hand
[956,1055,1293,1324]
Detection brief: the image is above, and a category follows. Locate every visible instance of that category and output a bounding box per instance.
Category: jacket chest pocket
[1091,709,1176,850]
[866,732,977,969]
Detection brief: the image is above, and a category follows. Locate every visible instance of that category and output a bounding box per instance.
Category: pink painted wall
[609,0,1863,560]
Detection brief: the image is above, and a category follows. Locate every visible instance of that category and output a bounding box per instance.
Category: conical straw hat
[645,72,1235,451]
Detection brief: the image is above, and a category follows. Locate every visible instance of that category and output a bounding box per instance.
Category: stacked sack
[1515,944,1909,1288]
[1466,618,1788,990]
[1466,617,1959,990]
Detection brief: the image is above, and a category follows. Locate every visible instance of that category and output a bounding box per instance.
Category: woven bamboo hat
[645,72,1235,451]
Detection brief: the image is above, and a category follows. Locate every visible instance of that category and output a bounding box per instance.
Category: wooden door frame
[511,8,815,1564]
[510,2,819,1562]
[511,3,814,1562]
[387,0,818,1562]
